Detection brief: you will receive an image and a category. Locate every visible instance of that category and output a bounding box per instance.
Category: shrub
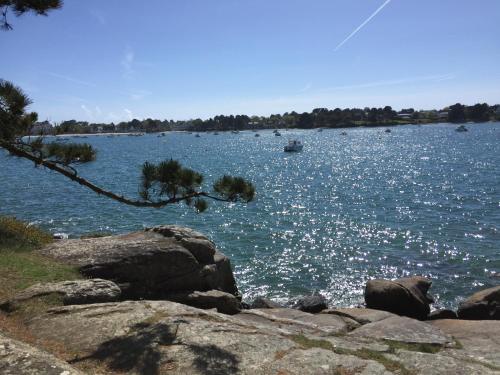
[0,216,52,250]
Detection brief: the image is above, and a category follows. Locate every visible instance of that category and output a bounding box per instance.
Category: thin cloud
[121,47,135,78]
[81,104,93,120]
[124,108,133,120]
[129,90,152,100]
[81,105,103,120]
[90,9,106,25]
[320,73,456,92]
[335,0,392,51]
[298,83,312,93]
[49,72,96,87]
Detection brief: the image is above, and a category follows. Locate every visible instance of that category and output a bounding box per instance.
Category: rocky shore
[0,225,499,374]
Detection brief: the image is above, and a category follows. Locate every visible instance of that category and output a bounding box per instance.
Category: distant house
[438,111,448,119]
[30,121,53,135]
[397,113,412,120]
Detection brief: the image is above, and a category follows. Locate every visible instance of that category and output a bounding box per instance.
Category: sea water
[1,122,499,308]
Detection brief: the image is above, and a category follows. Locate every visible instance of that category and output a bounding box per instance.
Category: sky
[2,0,500,123]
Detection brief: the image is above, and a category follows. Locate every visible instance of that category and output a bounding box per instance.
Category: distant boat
[340,131,347,136]
[231,130,240,134]
[385,129,391,133]
[213,132,219,135]
[275,131,281,136]
[284,139,303,152]
[317,128,323,132]
[455,125,468,132]
[53,232,68,240]
[195,134,201,137]
[255,133,260,137]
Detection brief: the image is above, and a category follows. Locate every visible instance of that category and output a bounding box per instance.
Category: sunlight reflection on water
[1,122,499,308]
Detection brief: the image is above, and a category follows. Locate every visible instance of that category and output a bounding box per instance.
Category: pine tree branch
[0,140,230,208]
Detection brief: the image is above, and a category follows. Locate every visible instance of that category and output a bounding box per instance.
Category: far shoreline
[36,120,499,137]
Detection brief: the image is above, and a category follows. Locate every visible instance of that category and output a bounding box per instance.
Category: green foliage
[0,216,52,250]
[290,334,334,351]
[384,339,442,354]
[140,159,203,200]
[45,142,96,164]
[0,0,62,30]
[213,175,255,202]
[0,80,37,140]
[448,103,466,123]
[139,161,254,212]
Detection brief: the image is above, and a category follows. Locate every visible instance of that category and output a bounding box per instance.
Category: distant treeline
[32,103,500,135]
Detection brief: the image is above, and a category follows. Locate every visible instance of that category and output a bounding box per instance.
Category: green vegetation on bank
[0,216,81,301]
[290,334,414,375]
[31,102,500,135]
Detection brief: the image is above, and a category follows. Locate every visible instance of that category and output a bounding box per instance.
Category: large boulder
[457,286,500,320]
[294,294,328,313]
[365,276,434,320]
[250,297,282,309]
[38,225,239,300]
[0,279,121,312]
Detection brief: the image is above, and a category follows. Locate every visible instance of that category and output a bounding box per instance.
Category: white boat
[455,125,468,132]
[284,139,303,152]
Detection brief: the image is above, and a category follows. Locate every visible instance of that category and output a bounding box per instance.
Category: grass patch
[0,216,52,250]
[290,334,414,375]
[0,251,81,301]
[290,334,335,351]
[452,337,464,350]
[0,216,81,301]
[353,348,414,375]
[384,339,442,354]
[12,293,65,317]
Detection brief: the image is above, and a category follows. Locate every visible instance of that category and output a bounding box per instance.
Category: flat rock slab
[385,350,499,375]
[322,308,397,325]
[349,316,453,346]
[235,308,358,336]
[428,319,500,368]
[0,332,84,375]
[167,289,241,315]
[23,301,396,375]
[0,279,121,312]
[263,347,391,375]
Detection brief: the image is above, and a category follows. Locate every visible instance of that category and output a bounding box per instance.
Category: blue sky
[2,0,499,122]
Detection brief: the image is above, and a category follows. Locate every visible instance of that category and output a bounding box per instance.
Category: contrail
[335,0,392,51]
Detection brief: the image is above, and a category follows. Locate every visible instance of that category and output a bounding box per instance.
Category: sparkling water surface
[1,122,499,308]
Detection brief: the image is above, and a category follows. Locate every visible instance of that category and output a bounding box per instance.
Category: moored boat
[284,139,303,152]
